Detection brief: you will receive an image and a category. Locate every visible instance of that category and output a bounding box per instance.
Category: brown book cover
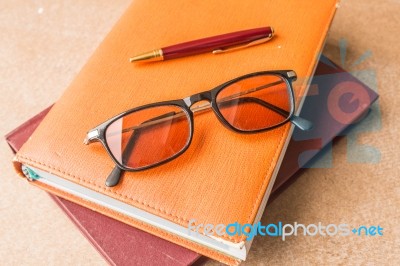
[6,55,379,265]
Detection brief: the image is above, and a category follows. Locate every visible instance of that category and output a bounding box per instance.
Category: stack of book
[6,0,378,265]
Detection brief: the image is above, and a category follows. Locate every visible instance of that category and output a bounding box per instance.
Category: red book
[5,56,378,265]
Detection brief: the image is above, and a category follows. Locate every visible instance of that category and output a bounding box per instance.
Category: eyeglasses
[84,70,312,187]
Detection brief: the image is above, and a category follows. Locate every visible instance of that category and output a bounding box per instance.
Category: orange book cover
[13,0,338,264]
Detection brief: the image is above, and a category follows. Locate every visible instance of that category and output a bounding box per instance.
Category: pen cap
[162,27,274,60]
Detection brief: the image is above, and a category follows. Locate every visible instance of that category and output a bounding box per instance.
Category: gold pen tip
[129,49,164,63]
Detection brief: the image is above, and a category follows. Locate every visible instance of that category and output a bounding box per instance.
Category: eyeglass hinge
[84,129,100,145]
[287,70,297,80]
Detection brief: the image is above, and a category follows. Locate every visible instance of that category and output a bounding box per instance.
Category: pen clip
[212,34,273,54]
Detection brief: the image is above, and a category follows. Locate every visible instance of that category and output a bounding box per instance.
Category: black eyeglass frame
[84,70,300,173]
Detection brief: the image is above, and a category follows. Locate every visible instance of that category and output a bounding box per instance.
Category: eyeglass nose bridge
[183,91,212,108]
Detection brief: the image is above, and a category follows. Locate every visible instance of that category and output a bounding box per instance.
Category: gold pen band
[129,49,164,63]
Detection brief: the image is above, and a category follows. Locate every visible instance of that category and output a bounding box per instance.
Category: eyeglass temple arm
[105,130,141,187]
[191,80,312,131]
[105,112,177,187]
[218,97,313,131]
[216,81,312,131]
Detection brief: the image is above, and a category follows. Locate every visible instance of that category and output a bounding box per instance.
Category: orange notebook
[13,0,337,264]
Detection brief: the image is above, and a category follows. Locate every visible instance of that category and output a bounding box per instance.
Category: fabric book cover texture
[6,56,378,265]
[12,1,338,264]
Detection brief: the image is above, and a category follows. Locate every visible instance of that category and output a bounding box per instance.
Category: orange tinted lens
[105,105,190,169]
[216,74,291,131]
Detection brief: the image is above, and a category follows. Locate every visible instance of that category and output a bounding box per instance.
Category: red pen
[129,26,274,63]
